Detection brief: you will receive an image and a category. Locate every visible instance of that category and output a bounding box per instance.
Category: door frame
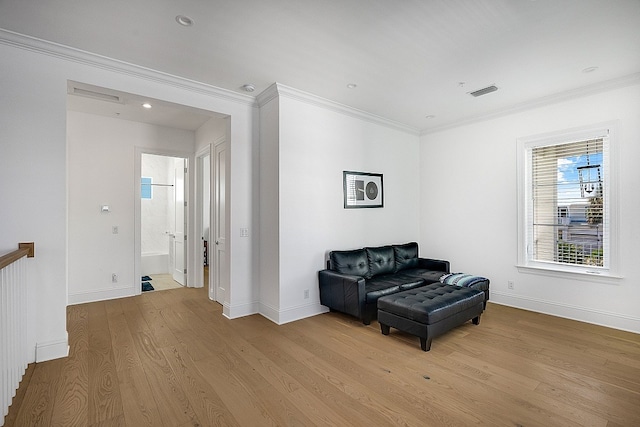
[194,145,211,291]
[211,136,227,303]
[134,147,194,295]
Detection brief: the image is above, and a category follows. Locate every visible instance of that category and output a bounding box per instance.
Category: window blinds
[530,137,608,268]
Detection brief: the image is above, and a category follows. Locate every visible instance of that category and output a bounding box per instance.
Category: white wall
[259,85,422,324]
[419,82,640,333]
[67,112,195,303]
[0,42,68,362]
[0,31,257,360]
[258,93,280,316]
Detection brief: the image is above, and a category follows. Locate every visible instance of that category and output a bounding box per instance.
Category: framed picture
[343,171,383,208]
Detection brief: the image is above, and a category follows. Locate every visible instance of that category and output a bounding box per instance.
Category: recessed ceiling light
[142,103,152,109]
[175,15,194,26]
[346,83,357,89]
[241,84,255,92]
[582,66,599,73]
[425,115,436,119]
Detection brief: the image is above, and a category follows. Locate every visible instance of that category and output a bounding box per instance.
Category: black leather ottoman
[377,283,485,351]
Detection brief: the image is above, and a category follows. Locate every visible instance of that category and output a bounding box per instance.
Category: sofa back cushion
[394,242,419,272]
[365,246,395,278]
[330,249,369,277]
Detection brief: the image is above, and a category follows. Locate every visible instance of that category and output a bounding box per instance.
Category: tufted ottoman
[377,283,485,351]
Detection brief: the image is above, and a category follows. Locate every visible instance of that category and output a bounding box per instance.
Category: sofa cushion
[364,279,401,303]
[365,246,395,278]
[330,249,369,277]
[393,242,419,272]
[394,273,426,290]
[403,268,448,284]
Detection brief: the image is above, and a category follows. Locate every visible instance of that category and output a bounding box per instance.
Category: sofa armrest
[418,257,450,273]
[318,269,366,319]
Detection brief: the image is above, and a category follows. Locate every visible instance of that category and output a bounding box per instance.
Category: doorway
[196,149,211,295]
[196,135,227,303]
[140,152,188,291]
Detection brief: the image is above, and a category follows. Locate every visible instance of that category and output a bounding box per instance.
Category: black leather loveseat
[319,242,455,324]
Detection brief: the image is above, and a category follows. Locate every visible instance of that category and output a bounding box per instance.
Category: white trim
[223,301,259,320]
[490,293,640,334]
[135,147,195,292]
[194,145,211,289]
[516,264,623,283]
[35,334,69,362]
[516,121,620,280]
[422,73,640,135]
[262,83,420,135]
[0,28,256,107]
[68,285,136,305]
[259,302,329,325]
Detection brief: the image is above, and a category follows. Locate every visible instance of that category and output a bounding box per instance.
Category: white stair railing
[0,243,34,427]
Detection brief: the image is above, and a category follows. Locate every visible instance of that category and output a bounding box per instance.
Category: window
[141,177,152,199]
[517,123,619,278]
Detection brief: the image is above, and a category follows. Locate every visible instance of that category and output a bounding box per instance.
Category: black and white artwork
[343,171,383,208]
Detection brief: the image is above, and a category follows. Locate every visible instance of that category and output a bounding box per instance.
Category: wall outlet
[112,225,119,234]
[303,289,309,299]
[112,273,118,283]
[240,228,249,237]
[507,280,514,290]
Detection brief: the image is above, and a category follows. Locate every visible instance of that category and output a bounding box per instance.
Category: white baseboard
[491,291,640,334]
[259,301,329,325]
[223,300,259,320]
[68,285,136,305]
[36,334,69,362]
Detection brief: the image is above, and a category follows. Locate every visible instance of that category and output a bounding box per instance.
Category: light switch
[101,205,110,213]
[112,226,119,234]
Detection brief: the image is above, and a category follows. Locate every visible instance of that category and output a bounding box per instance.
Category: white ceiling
[2,0,640,132]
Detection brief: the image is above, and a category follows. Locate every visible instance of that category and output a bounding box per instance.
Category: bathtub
[141,252,170,275]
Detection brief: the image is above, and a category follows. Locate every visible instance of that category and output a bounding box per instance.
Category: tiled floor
[148,274,183,291]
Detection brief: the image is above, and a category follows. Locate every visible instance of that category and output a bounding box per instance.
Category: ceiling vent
[72,87,123,103]
[468,85,498,97]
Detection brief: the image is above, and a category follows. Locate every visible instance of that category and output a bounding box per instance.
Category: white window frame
[516,122,621,281]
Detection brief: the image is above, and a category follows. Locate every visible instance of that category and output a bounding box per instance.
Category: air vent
[72,87,122,103]
[468,85,498,97]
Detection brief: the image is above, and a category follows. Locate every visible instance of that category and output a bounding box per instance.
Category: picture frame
[343,171,383,208]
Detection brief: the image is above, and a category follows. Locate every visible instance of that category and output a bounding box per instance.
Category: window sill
[516,264,623,283]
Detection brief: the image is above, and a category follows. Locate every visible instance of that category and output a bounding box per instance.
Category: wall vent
[72,87,122,103]
[468,85,498,97]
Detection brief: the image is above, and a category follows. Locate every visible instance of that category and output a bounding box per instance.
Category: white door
[173,158,187,286]
[212,141,227,302]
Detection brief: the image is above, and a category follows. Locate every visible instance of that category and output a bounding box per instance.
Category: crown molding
[421,72,640,136]
[255,83,280,107]
[0,28,257,108]
[257,83,420,136]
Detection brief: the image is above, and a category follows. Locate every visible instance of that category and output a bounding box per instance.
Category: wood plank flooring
[5,286,640,426]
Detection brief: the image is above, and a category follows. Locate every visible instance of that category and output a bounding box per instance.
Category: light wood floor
[5,288,640,426]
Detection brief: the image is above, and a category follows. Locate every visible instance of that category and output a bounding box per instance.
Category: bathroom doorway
[140,152,188,291]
